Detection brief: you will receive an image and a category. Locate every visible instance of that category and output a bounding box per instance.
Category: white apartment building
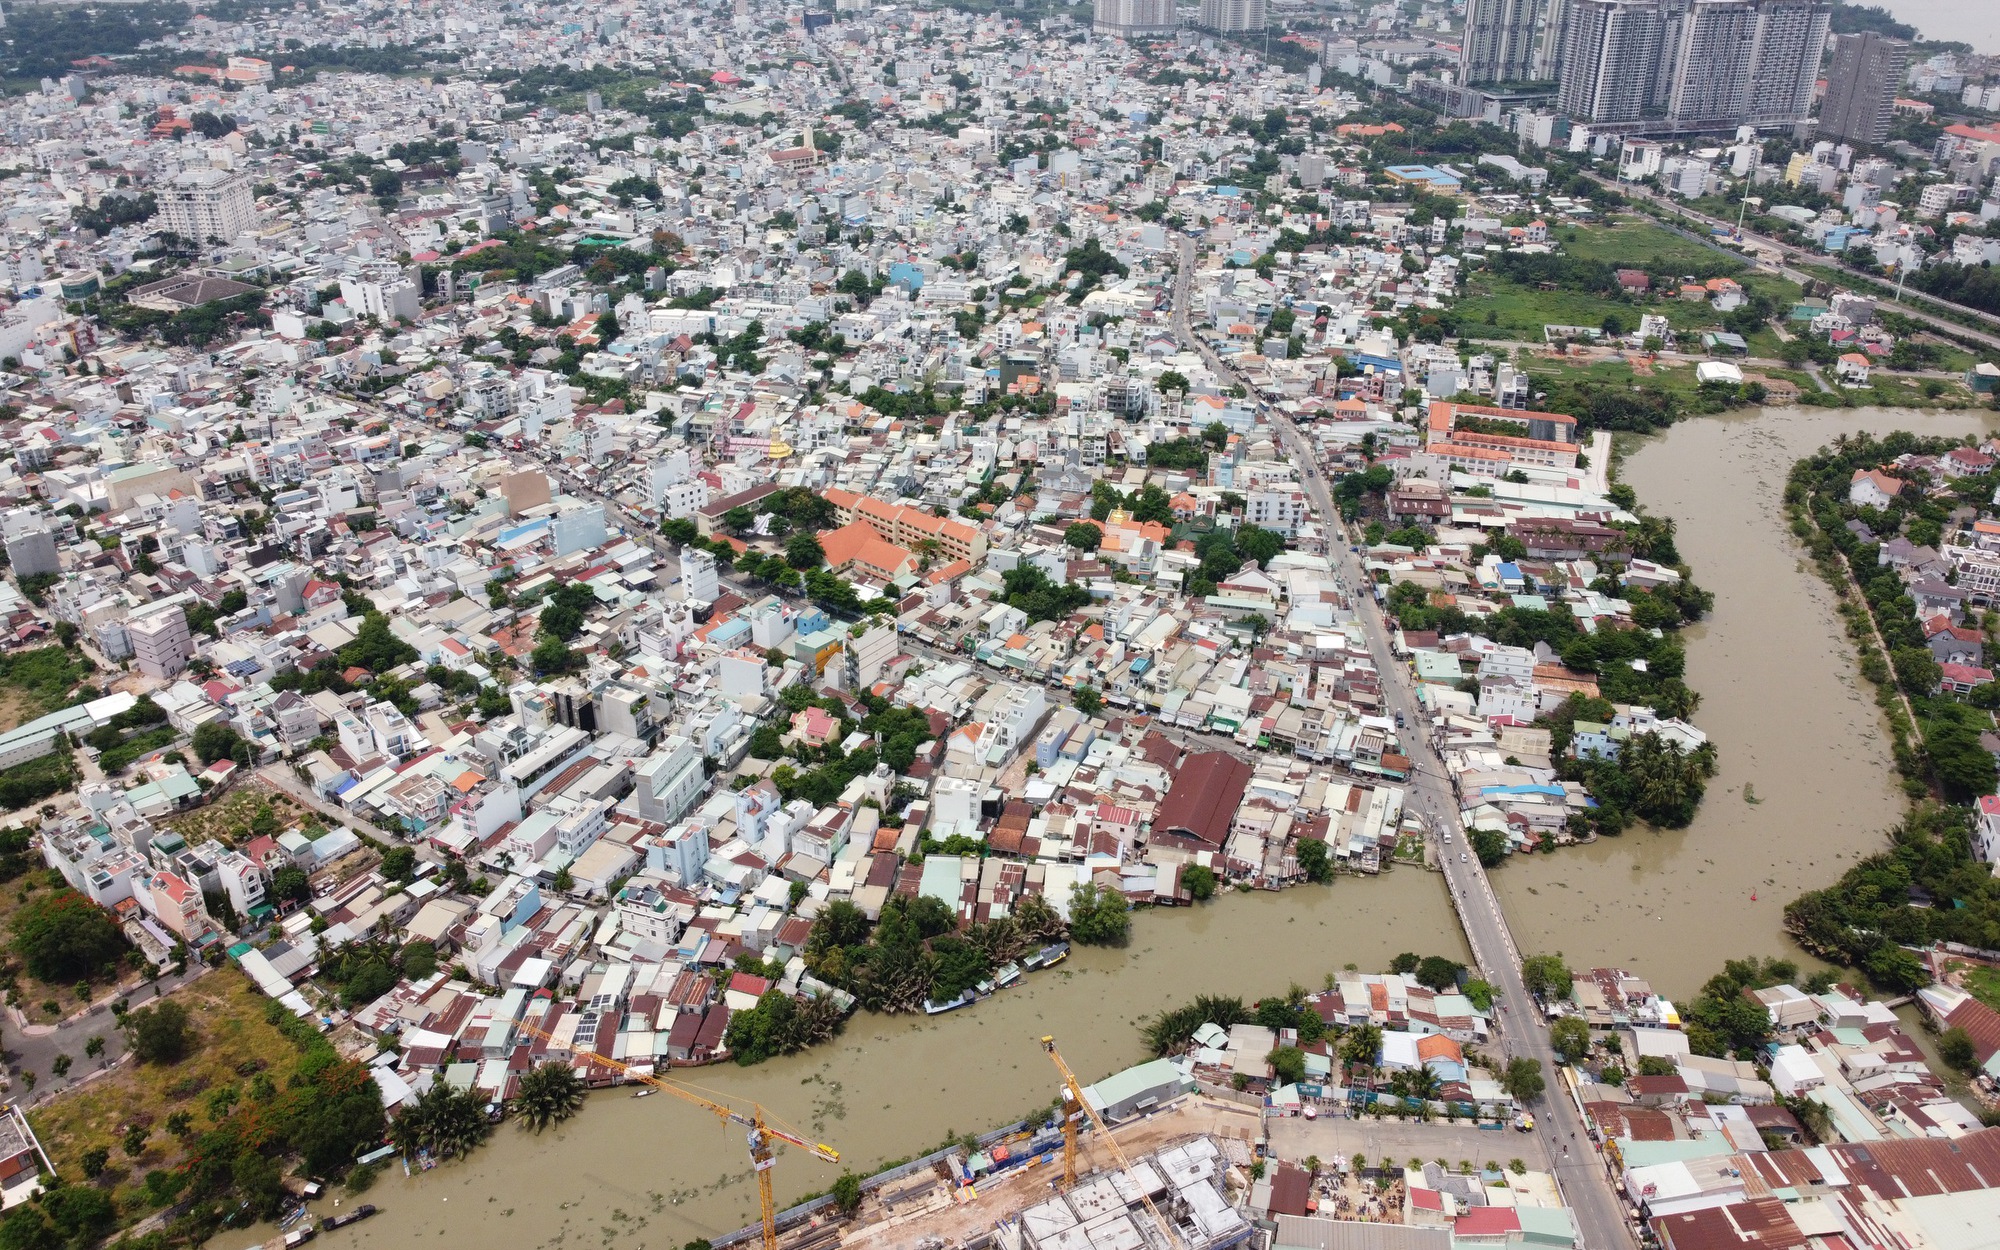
[339,265,421,322]
[128,605,192,679]
[158,170,256,243]
[634,735,705,825]
[1245,489,1308,536]
[1198,0,1264,31]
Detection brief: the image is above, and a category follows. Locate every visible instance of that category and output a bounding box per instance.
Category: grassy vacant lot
[1961,962,2000,1013]
[29,971,298,1211]
[1465,218,1806,347]
[166,784,314,850]
[1859,372,1976,409]
[1524,354,1820,405]
[1555,217,1732,271]
[0,647,93,718]
[1461,272,1804,346]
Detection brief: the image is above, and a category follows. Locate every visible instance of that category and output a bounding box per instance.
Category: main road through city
[1169,236,1635,1250]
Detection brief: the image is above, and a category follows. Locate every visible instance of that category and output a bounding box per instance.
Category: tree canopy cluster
[10,888,128,985]
[1785,803,1986,992]
[1789,433,2000,800]
[804,893,1067,1015]
[722,988,847,1064]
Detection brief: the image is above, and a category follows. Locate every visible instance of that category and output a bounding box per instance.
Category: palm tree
[511,1062,586,1133]
[1407,1065,1443,1106]
[393,1078,492,1161]
[1340,1023,1382,1077]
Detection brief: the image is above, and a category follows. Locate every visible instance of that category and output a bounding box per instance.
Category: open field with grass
[165,784,315,850]
[1556,217,1737,271]
[1521,354,1821,405]
[27,971,299,1213]
[1464,218,1804,346]
[0,647,94,721]
[1962,963,2000,1013]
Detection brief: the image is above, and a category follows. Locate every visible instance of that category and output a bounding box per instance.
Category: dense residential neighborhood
[0,0,1996,1245]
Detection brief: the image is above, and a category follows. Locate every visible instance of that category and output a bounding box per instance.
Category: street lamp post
[1735,195,1761,237]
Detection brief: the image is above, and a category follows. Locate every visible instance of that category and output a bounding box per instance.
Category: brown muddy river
[1493,406,1997,998]
[303,876,1465,1250]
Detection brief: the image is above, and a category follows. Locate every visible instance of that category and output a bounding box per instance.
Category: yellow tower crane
[518,1021,840,1250]
[1039,1036,1185,1250]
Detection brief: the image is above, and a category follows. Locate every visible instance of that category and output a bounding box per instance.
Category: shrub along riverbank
[1781,433,2000,991]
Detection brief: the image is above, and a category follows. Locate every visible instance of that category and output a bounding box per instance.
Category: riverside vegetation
[1782,433,2000,991]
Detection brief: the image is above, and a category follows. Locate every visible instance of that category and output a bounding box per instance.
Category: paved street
[6,964,208,1105]
[1267,1116,1544,1172]
[1169,234,1635,1250]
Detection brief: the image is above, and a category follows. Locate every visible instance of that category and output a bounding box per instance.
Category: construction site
[833,1099,1264,1250]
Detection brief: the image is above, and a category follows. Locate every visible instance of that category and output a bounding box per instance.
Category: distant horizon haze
[1869,0,2000,56]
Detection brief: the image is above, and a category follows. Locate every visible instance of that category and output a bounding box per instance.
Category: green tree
[1296,838,1333,883]
[271,865,310,905]
[79,1147,110,1179]
[1235,525,1285,568]
[1063,522,1102,552]
[380,846,417,883]
[192,720,248,765]
[1067,882,1131,946]
[1521,954,1572,998]
[1340,1023,1382,1073]
[532,635,578,675]
[1072,686,1103,715]
[1469,827,1509,867]
[786,532,826,569]
[1268,1045,1307,1086]
[510,1061,587,1132]
[121,1000,192,1064]
[1500,1057,1545,1102]
[10,890,127,984]
[1413,956,1463,992]
[390,1075,492,1161]
[1938,1026,1976,1071]
[1550,1015,1592,1064]
[1182,864,1217,902]
[832,1172,864,1213]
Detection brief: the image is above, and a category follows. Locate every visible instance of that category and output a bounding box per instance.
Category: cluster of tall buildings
[1459,0,1869,136]
[1558,0,1829,128]
[1092,0,1264,34]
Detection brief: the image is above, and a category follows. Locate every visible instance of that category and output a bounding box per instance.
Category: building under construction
[1002,1140,1252,1250]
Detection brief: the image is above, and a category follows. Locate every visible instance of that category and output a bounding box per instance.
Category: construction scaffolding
[1001,1140,1252,1250]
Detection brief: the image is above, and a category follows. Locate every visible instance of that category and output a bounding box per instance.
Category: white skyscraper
[1093,0,1178,35]
[1198,0,1264,32]
[1460,0,1544,85]
[1558,0,1827,128]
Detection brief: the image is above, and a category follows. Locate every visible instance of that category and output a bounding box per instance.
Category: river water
[1492,406,1998,1000]
[308,878,1466,1250]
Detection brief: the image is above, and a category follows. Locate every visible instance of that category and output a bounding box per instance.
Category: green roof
[1516,1207,1577,1245]
[1085,1058,1190,1111]
[1617,1137,1735,1168]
